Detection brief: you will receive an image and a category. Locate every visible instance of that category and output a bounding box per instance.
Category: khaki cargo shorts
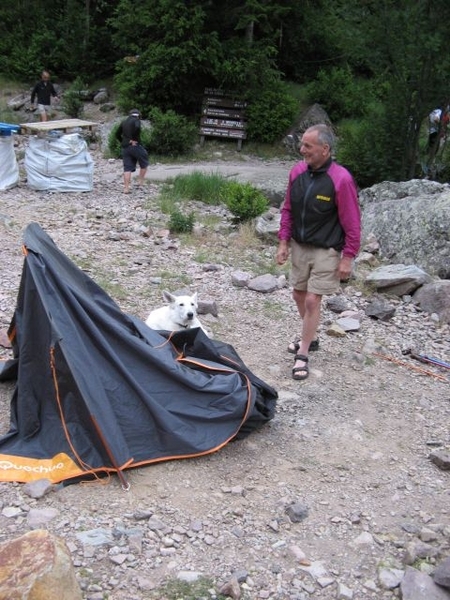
[290,241,341,295]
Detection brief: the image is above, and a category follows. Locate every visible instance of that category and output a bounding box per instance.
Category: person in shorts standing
[31,71,59,122]
[116,109,149,194]
[276,124,360,381]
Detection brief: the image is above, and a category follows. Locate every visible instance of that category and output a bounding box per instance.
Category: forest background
[1,0,449,187]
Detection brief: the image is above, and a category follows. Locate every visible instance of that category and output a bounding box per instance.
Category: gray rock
[429,449,450,470]
[401,567,450,599]
[335,317,360,331]
[197,298,219,317]
[231,270,251,287]
[285,502,309,523]
[27,507,60,528]
[365,264,433,296]
[219,576,241,599]
[403,540,441,565]
[355,251,380,267]
[434,556,450,589]
[360,180,450,277]
[247,273,278,293]
[337,582,354,599]
[23,478,54,499]
[353,532,374,545]
[255,210,281,240]
[177,570,203,583]
[99,102,116,112]
[413,281,450,324]
[362,232,380,254]
[378,567,404,589]
[76,528,114,546]
[326,295,352,313]
[93,90,109,104]
[365,297,396,321]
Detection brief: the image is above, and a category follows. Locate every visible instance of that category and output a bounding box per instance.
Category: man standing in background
[31,71,59,122]
[116,109,149,194]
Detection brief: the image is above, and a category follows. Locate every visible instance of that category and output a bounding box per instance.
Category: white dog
[145,291,210,336]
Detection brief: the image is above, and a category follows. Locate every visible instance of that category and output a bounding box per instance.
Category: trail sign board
[199,89,247,150]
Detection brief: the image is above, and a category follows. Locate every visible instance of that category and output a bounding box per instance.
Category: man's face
[300,130,330,170]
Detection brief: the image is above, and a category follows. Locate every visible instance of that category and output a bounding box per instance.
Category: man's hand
[276,241,289,265]
[337,256,353,281]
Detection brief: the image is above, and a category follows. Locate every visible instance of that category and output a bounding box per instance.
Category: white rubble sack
[0,136,19,191]
[25,133,93,192]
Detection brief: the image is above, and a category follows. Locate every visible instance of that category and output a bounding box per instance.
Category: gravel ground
[0,138,449,600]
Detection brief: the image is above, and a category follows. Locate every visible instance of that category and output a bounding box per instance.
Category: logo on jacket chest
[316,194,331,202]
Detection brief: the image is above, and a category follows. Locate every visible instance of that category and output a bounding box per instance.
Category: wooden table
[20,118,98,135]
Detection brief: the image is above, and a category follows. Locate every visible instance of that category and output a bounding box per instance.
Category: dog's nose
[187,312,194,319]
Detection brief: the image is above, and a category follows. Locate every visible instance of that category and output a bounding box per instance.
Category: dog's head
[163,290,198,326]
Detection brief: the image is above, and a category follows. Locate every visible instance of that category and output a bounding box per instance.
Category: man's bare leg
[292,289,322,377]
[123,171,132,193]
[137,167,147,185]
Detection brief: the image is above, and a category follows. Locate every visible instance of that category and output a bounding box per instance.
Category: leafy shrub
[246,82,298,144]
[107,123,122,158]
[304,66,373,121]
[60,76,85,118]
[221,181,268,222]
[168,209,195,234]
[107,120,152,159]
[147,108,197,156]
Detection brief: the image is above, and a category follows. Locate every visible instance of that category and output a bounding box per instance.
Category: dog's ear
[163,290,176,304]
[192,291,198,303]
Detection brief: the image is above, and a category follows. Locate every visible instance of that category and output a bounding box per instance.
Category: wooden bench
[199,89,247,151]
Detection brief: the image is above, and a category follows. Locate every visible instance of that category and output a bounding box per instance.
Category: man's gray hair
[306,124,335,153]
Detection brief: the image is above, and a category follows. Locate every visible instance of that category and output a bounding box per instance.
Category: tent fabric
[0,223,277,485]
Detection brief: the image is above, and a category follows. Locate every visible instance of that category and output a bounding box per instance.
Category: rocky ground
[0,126,449,600]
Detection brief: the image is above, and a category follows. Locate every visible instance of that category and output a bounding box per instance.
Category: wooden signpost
[200,89,247,151]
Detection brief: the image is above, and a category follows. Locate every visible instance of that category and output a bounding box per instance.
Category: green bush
[107,120,152,159]
[246,82,298,144]
[107,123,122,158]
[304,66,374,121]
[168,209,195,234]
[60,76,85,118]
[221,181,269,222]
[147,107,197,156]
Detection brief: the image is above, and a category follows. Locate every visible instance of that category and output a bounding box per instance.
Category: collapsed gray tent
[0,223,277,486]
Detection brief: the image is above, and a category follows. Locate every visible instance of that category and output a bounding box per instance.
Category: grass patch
[94,278,128,301]
[261,299,286,319]
[157,271,193,287]
[161,171,227,205]
[193,249,212,263]
[148,577,228,600]
[158,172,269,225]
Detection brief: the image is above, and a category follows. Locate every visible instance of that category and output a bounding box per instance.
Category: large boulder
[0,529,82,600]
[360,180,450,278]
[412,280,450,323]
[283,103,333,153]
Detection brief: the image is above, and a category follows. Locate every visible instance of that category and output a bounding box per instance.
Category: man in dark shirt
[116,109,149,194]
[31,71,59,122]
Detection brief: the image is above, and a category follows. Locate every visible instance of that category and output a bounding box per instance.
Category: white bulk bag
[25,133,93,192]
[0,136,19,191]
